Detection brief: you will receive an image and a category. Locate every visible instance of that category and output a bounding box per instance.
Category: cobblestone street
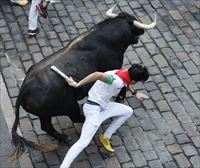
[0,0,200,168]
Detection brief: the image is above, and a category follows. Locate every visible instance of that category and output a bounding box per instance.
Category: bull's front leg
[39,116,71,142]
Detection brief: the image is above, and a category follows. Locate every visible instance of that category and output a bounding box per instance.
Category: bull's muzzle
[105,1,157,29]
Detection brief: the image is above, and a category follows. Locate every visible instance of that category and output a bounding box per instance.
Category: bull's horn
[133,13,157,29]
[106,1,119,18]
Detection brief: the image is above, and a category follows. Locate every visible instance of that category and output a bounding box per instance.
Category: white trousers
[28,0,55,30]
[60,102,133,168]
[28,0,41,30]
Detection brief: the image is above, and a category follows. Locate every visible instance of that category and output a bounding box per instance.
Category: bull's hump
[66,31,90,50]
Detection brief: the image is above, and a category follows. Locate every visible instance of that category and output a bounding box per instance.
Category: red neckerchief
[115,68,132,86]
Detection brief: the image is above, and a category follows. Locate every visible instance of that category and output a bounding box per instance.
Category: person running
[28,0,55,35]
[60,64,150,168]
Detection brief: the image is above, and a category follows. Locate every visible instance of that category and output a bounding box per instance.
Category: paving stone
[139,118,155,131]
[88,153,106,168]
[132,127,153,151]
[32,53,44,63]
[144,82,157,91]
[183,100,200,119]
[130,150,147,167]
[176,111,193,124]
[161,49,176,62]
[167,75,182,88]
[189,52,200,66]
[192,74,200,83]
[58,32,70,42]
[5,77,17,88]
[135,47,155,66]
[122,162,135,168]
[181,143,198,156]
[50,39,62,47]
[152,118,171,134]
[151,74,165,84]
[105,157,121,168]
[147,109,161,119]
[115,146,131,163]
[191,136,200,148]
[169,58,183,70]
[153,54,168,68]
[33,162,48,168]
[148,160,163,168]
[164,92,178,102]
[4,41,15,50]
[140,32,153,43]
[169,41,184,53]
[177,34,190,44]
[8,87,19,97]
[134,108,148,119]
[54,24,66,33]
[163,161,178,168]
[176,69,190,79]
[149,90,163,101]
[182,26,197,39]
[42,46,54,57]
[23,60,34,72]
[176,134,191,144]
[29,150,44,163]
[173,153,191,168]
[32,119,46,135]
[169,10,183,20]
[167,144,182,154]
[122,137,139,151]
[158,83,173,94]
[145,43,159,55]
[152,140,173,164]
[147,66,160,75]
[161,133,176,145]
[174,87,190,101]
[127,114,140,128]
[156,100,170,112]
[44,152,60,166]
[183,60,199,75]
[73,160,91,168]
[143,150,158,161]
[118,126,132,138]
[142,99,156,110]
[190,155,200,168]
[127,97,142,109]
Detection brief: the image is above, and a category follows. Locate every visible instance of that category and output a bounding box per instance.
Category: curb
[0,73,34,168]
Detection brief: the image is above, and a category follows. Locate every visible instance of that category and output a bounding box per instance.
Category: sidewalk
[0,105,20,168]
[0,0,200,168]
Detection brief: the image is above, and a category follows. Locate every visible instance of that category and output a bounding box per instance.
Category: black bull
[11,11,155,156]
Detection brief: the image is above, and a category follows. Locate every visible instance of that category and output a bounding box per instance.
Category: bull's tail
[10,87,57,162]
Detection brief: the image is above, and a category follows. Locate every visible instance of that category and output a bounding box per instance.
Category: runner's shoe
[99,134,115,153]
[36,3,47,18]
[10,0,28,6]
[28,28,39,36]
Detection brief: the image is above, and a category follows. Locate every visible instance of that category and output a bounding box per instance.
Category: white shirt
[88,70,125,109]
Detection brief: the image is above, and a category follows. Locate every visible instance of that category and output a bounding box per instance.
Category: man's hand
[66,77,79,88]
[135,92,149,100]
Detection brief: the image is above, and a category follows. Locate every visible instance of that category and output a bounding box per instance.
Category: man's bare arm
[66,72,108,88]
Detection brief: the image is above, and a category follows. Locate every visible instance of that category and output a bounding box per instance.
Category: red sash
[115,68,132,86]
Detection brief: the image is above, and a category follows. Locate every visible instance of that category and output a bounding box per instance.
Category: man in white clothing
[28,0,53,35]
[60,64,149,168]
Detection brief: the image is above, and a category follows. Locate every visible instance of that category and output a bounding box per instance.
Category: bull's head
[106,1,157,43]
